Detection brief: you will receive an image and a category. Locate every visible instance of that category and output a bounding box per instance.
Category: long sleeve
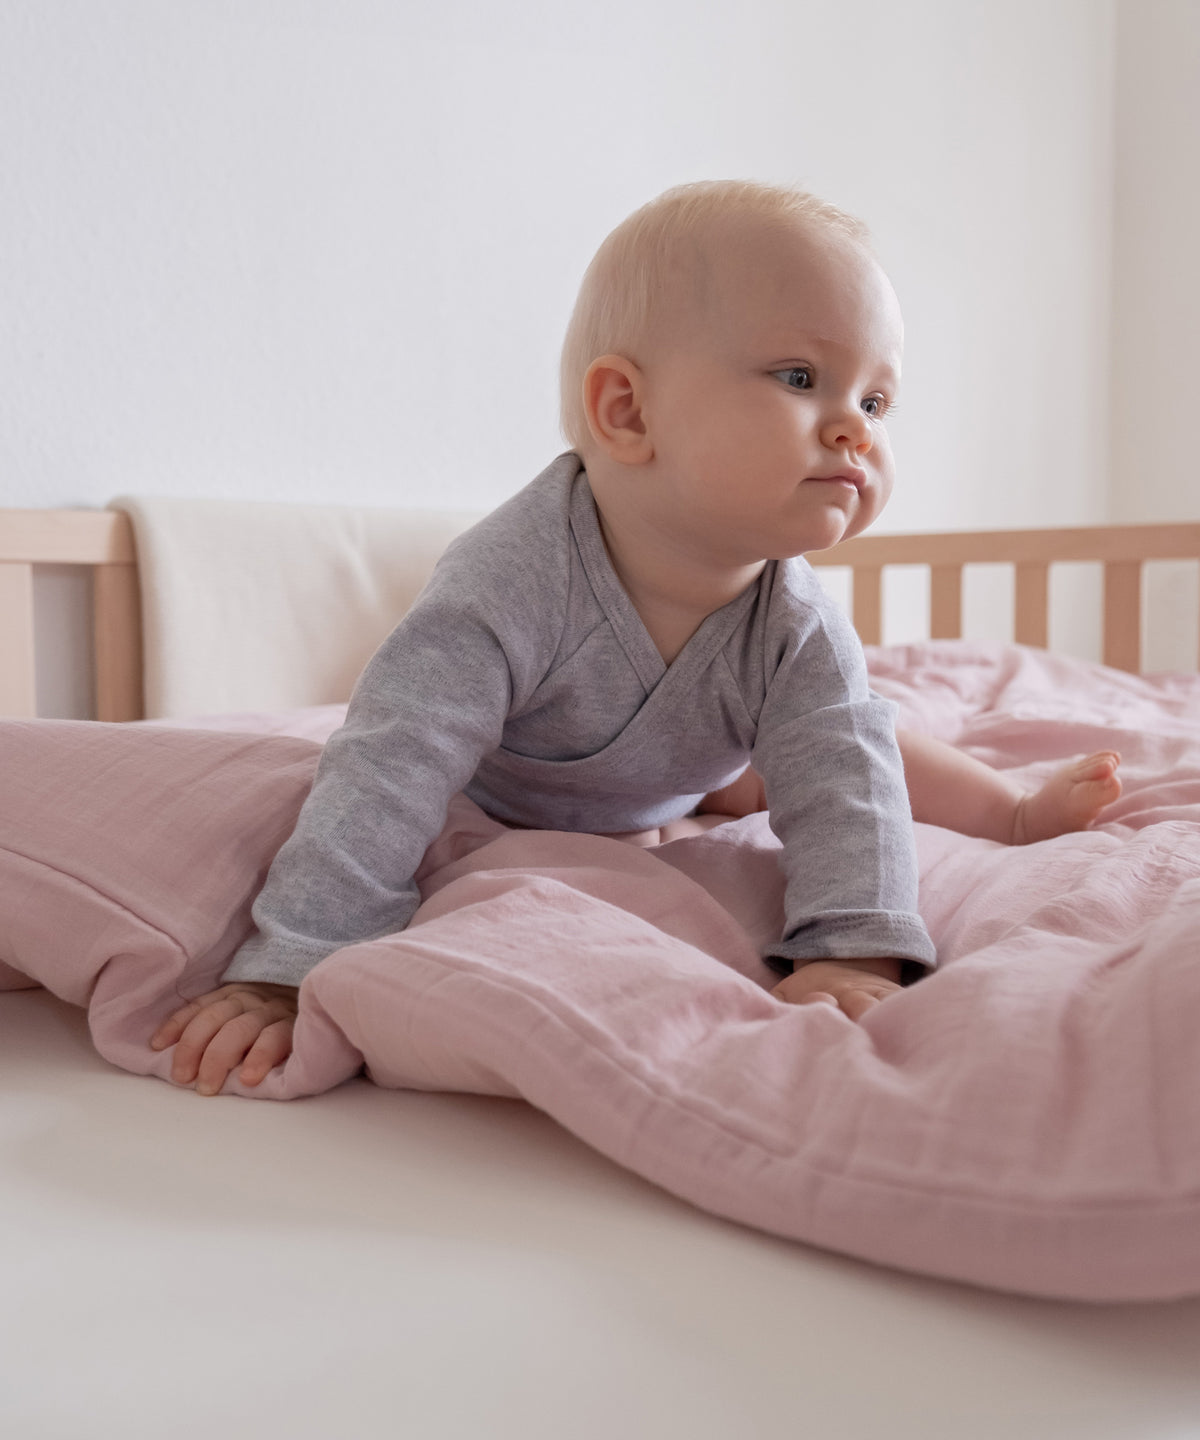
[221,586,515,987]
[752,572,935,978]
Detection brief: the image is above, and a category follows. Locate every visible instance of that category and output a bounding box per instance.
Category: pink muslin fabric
[2,641,1199,1301]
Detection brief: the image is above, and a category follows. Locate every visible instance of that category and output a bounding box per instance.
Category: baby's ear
[582,354,654,465]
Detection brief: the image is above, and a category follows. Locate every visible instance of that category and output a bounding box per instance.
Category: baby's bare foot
[1011,751,1122,844]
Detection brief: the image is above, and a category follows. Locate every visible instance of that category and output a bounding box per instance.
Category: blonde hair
[558,179,869,453]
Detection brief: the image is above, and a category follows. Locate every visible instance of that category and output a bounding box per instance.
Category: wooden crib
[2,507,1199,720]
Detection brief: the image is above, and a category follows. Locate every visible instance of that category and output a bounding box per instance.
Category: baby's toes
[1017,755,1123,842]
[1071,750,1121,782]
[1065,763,1122,821]
[1077,752,1122,800]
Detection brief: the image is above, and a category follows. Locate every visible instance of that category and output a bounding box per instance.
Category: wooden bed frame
[2,507,1199,721]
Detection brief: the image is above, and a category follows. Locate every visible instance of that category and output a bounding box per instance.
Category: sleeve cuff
[765,911,937,983]
[220,935,335,988]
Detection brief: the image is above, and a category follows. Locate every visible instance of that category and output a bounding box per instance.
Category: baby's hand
[149,981,299,1096]
[771,958,902,1021]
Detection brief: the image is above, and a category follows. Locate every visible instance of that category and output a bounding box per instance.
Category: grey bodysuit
[223,453,935,987]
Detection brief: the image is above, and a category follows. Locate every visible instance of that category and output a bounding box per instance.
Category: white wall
[1109,0,1200,671]
[1110,0,1200,525]
[3,0,1115,527]
[6,0,1194,706]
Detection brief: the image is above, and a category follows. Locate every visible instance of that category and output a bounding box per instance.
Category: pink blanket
[3,641,1199,1301]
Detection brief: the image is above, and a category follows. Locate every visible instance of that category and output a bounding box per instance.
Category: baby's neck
[591,490,766,666]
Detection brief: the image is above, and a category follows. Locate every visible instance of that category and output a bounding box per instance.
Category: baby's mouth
[807,470,866,491]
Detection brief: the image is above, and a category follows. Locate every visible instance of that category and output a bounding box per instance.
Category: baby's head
[560,180,904,563]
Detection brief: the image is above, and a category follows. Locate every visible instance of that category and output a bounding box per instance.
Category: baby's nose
[822,410,872,451]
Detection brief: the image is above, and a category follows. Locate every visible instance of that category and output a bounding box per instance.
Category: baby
[152,180,1120,1094]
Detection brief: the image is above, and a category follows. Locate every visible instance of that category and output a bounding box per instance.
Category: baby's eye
[861,394,891,418]
[773,367,814,390]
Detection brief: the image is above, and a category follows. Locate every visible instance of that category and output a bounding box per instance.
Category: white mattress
[4,987,1200,1439]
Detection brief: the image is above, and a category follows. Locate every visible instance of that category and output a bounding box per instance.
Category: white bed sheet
[5,988,1200,1439]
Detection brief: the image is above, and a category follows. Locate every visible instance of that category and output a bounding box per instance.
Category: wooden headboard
[2,508,1199,721]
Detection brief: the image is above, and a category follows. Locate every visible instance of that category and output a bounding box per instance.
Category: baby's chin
[786,515,866,559]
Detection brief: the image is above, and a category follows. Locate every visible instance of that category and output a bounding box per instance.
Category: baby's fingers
[166,995,255,1087]
[238,1017,297,1087]
[149,998,205,1051]
[793,990,840,1009]
[149,984,246,1051]
[796,987,883,1021]
[192,1009,285,1096]
[838,988,886,1022]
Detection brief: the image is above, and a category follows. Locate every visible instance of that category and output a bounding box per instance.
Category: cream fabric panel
[113,496,483,718]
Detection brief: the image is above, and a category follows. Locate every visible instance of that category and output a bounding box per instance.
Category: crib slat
[852,567,883,645]
[929,565,963,639]
[1103,561,1142,672]
[1014,562,1049,648]
[94,563,144,721]
[0,562,37,717]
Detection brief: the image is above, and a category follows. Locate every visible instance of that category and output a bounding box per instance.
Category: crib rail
[3,511,1200,722]
[0,509,141,721]
[808,523,1200,672]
